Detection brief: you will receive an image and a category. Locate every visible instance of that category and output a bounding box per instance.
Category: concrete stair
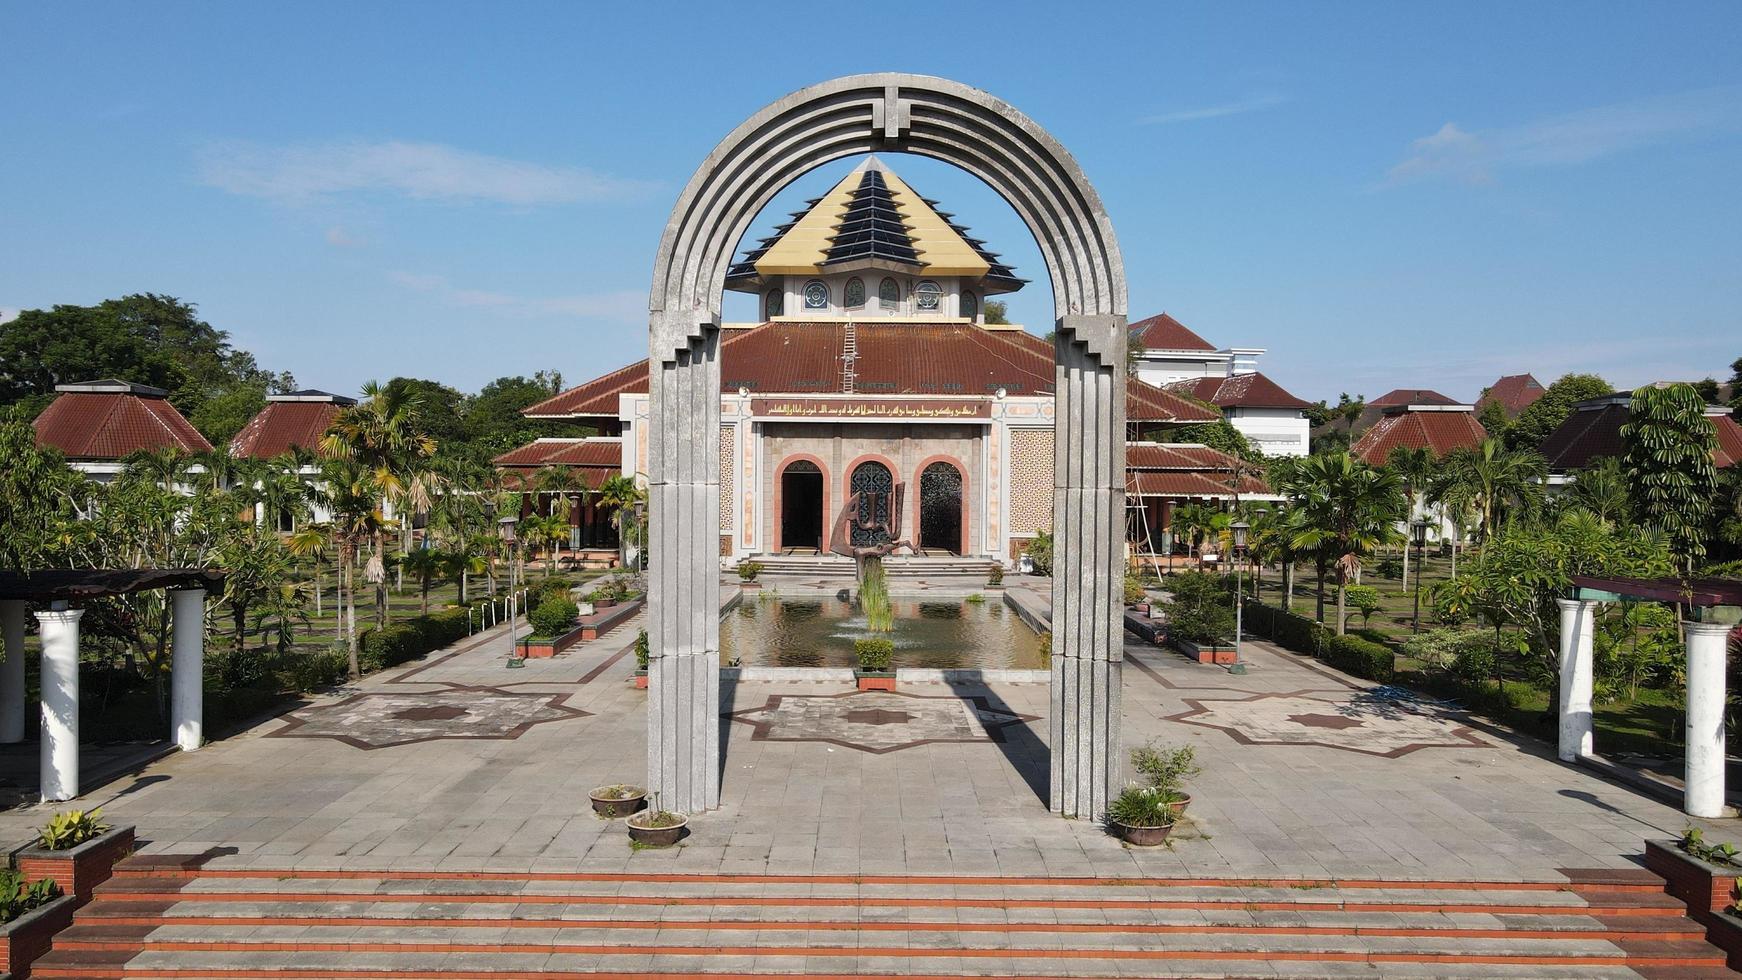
[27,859,1740,978]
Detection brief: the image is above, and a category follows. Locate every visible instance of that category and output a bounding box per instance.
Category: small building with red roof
[1161,371,1314,457]
[229,390,355,460]
[504,158,1261,566]
[1351,401,1488,466]
[1476,374,1546,419]
[32,379,211,482]
[1539,392,1742,485]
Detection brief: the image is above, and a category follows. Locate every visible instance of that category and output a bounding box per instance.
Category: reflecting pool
[720,594,1043,670]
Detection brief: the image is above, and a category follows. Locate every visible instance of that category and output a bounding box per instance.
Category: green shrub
[855,636,894,672]
[1131,741,1199,798]
[1451,646,1496,683]
[1240,598,1328,656]
[1323,634,1395,683]
[280,646,350,692]
[736,561,764,581]
[528,596,579,637]
[37,808,109,850]
[1038,629,1052,667]
[634,628,650,671]
[1161,571,1234,645]
[987,564,1004,587]
[1106,786,1176,828]
[1026,529,1054,576]
[532,577,574,607]
[1376,556,1403,579]
[358,608,471,673]
[1123,573,1147,606]
[1345,585,1382,626]
[0,869,59,924]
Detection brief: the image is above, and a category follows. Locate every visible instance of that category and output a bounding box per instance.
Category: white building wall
[1228,407,1309,457]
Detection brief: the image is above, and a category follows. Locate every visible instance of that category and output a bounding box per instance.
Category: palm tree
[320,380,437,631]
[1563,456,1631,524]
[1285,452,1407,634]
[285,522,333,633]
[191,447,244,495]
[1437,437,1546,550]
[122,446,192,493]
[399,545,447,616]
[313,458,388,676]
[1384,446,1437,594]
[596,474,645,570]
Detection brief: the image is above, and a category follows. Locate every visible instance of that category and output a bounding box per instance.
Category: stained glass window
[765,289,783,318]
[844,278,865,308]
[849,461,894,548]
[803,280,829,309]
[915,280,941,311]
[879,277,900,308]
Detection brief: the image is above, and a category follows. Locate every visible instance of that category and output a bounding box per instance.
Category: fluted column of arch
[647,74,1128,817]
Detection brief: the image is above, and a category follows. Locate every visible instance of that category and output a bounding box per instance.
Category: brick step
[67,905,1711,939]
[25,944,1727,979]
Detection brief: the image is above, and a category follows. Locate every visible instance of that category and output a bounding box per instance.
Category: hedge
[358,608,471,673]
[1240,598,1329,657]
[1324,634,1396,684]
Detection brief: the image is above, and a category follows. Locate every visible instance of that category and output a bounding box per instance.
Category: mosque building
[495,158,1270,567]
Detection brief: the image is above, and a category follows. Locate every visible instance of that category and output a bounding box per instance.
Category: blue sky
[2,1,1738,403]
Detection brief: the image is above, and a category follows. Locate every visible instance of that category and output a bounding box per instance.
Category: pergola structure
[1558,575,1742,817]
[0,568,222,801]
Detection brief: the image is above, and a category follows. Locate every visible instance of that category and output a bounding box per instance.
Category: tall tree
[1504,373,1612,452]
[0,407,84,570]
[1384,446,1437,594]
[1436,438,1547,548]
[1622,383,1719,570]
[1561,455,1631,524]
[1284,452,1407,634]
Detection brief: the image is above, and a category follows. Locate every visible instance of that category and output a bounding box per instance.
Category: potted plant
[16,808,134,906]
[0,869,72,977]
[1106,785,1178,846]
[627,805,688,848]
[736,560,764,584]
[1131,741,1200,817]
[854,637,895,692]
[589,784,647,818]
[518,595,582,658]
[986,564,1004,589]
[633,629,650,689]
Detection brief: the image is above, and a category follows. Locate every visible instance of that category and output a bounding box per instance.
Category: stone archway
[646,74,1127,818]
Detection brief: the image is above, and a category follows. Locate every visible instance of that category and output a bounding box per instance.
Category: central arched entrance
[645,74,1128,818]
[918,460,965,554]
[777,460,824,553]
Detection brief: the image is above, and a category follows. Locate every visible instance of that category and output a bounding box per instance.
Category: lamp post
[1230,519,1250,675]
[1409,517,1431,635]
[499,513,524,668]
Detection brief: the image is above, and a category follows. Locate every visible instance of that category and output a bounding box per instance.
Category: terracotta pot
[589,786,647,818]
[855,671,896,692]
[627,813,688,848]
[1167,793,1192,817]
[633,671,648,689]
[0,893,75,977]
[1109,819,1174,847]
[16,825,136,906]
[593,598,617,609]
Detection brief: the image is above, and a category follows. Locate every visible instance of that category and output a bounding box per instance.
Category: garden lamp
[1229,519,1251,676]
[499,514,525,668]
[1409,517,1431,634]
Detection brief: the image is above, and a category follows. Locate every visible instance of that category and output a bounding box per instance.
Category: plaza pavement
[0,589,1727,885]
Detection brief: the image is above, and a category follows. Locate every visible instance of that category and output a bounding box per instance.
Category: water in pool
[721,594,1043,670]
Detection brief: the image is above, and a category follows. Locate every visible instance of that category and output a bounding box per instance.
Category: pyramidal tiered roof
[726,157,1024,293]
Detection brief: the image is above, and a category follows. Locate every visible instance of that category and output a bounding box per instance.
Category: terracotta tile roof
[1127,470,1268,498]
[1476,373,1546,418]
[1125,442,1270,498]
[1127,443,1244,470]
[1352,409,1487,465]
[1161,372,1312,410]
[1370,388,1460,407]
[229,400,345,459]
[1540,399,1742,471]
[492,438,623,490]
[33,389,212,460]
[1128,312,1215,352]
[526,322,1217,424]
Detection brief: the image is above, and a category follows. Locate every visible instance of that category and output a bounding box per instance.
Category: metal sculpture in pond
[829,468,913,569]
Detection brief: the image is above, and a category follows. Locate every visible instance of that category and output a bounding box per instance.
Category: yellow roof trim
[882,172,990,278]
[754,172,859,276]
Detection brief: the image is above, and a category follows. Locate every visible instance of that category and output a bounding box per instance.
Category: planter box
[16,825,135,906]
[855,671,896,692]
[0,893,76,977]
[1172,637,1238,665]
[633,671,648,690]
[1706,908,1742,969]
[517,623,586,659]
[1646,837,1739,922]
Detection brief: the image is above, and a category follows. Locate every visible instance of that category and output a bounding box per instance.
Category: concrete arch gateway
[646,74,1128,819]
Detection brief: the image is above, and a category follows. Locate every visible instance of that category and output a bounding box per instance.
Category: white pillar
[36,607,84,803]
[170,588,206,752]
[0,600,26,744]
[1555,598,1597,762]
[1684,621,1732,818]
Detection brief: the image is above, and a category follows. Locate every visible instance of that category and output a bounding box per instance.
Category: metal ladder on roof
[841,320,858,394]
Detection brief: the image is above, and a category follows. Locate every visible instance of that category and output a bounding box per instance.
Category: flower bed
[1171,636,1237,665]
[517,623,587,659]
[17,824,135,906]
[0,892,75,977]
[1646,837,1739,923]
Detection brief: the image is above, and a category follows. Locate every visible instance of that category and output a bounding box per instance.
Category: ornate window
[765,289,784,318]
[915,280,942,311]
[803,280,829,310]
[844,277,865,308]
[961,290,977,319]
[878,277,900,308]
[849,461,894,548]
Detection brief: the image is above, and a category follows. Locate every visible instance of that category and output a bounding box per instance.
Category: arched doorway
[918,461,964,554]
[646,74,1129,818]
[848,460,894,549]
[778,459,823,553]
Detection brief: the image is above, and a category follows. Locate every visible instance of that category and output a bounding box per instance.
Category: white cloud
[1138,93,1289,126]
[389,271,643,320]
[197,139,658,206]
[1387,85,1742,186]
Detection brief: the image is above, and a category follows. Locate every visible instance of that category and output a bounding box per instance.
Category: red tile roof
[1476,373,1545,418]
[1125,442,1270,497]
[229,400,345,459]
[1128,313,1215,352]
[1352,409,1488,465]
[492,439,623,490]
[1127,470,1269,498]
[1540,399,1742,471]
[1370,388,1460,407]
[525,322,1216,424]
[1161,372,1312,410]
[34,390,212,460]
